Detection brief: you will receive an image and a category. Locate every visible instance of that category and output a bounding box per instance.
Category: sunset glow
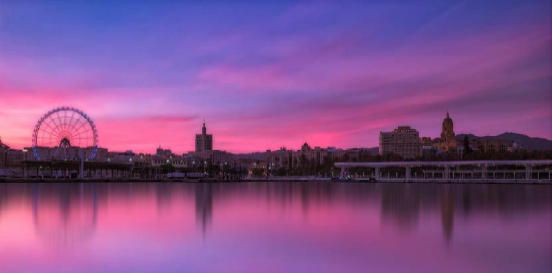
[1,1,550,153]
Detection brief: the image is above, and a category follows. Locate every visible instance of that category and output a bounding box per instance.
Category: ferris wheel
[32,107,98,161]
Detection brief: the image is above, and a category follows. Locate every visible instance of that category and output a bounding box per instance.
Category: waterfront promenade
[336,160,552,183]
[1,160,550,184]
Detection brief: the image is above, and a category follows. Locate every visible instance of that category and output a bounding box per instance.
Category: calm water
[0,182,550,273]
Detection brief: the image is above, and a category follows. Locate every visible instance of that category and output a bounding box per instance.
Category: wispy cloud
[0,1,550,153]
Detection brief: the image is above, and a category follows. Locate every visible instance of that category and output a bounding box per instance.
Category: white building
[379,126,421,159]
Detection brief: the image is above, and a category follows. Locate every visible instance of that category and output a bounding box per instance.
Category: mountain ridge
[456,132,552,151]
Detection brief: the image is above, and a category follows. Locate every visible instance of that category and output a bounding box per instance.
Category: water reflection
[195,183,213,235]
[31,184,98,246]
[0,182,549,246]
[0,182,550,273]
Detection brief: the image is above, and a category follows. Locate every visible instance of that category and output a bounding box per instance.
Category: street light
[21,148,28,160]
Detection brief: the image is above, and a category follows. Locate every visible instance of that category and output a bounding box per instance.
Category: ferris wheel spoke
[39,127,58,141]
[73,120,91,136]
[56,111,65,132]
[37,136,56,147]
[63,110,70,128]
[70,118,83,131]
[37,134,56,142]
[65,111,77,133]
[46,116,63,137]
[73,119,89,135]
[74,136,92,143]
[42,119,59,135]
[45,126,62,142]
[59,111,68,133]
[32,107,98,160]
[74,126,92,138]
[66,111,78,133]
[57,111,68,133]
[57,111,69,135]
[44,120,60,133]
[64,117,81,138]
[37,131,55,147]
[74,137,91,147]
[65,120,78,136]
[43,118,57,131]
[43,138,56,147]
[50,112,63,133]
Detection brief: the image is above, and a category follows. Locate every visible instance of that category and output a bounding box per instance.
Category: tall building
[195,122,213,153]
[379,126,421,159]
[0,138,8,168]
[439,112,457,151]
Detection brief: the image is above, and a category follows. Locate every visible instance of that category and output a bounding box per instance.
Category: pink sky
[0,1,550,153]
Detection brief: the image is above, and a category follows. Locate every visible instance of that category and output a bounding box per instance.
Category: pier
[335,160,552,183]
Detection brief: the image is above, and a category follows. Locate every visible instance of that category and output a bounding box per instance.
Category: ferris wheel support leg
[79,156,84,179]
[79,150,84,179]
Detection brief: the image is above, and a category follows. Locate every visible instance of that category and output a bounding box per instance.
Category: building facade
[379,126,421,159]
[156,147,174,158]
[195,122,213,153]
[473,138,515,153]
[0,138,8,168]
[5,149,25,167]
[439,112,457,152]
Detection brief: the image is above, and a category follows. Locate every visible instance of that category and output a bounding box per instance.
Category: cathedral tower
[440,112,457,151]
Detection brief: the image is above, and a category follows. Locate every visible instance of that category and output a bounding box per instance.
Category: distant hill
[456,132,552,151]
[363,147,380,155]
[497,132,552,151]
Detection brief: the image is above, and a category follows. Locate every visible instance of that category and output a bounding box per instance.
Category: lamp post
[129,157,133,178]
[224,161,228,180]
[22,149,28,178]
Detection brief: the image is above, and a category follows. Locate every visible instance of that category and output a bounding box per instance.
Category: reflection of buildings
[378,184,456,242]
[379,184,456,242]
[0,182,550,249]
[195,184,213,235]
[155,183,174,209]
[380,185,421,228]
[31,185,98,246]
[440,189,455,243]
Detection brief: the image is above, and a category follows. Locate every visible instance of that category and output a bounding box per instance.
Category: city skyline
[0,107,549,156]
[1,1,551,153]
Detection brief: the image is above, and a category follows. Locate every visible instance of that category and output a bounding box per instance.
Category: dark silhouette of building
[195,122,213,153]
[0,137,8,168]
[156,146,174,157]
[439,112,457,151]
[379,126,421,159]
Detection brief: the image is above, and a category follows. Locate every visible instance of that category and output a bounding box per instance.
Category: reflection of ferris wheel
[32,107,98,160]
